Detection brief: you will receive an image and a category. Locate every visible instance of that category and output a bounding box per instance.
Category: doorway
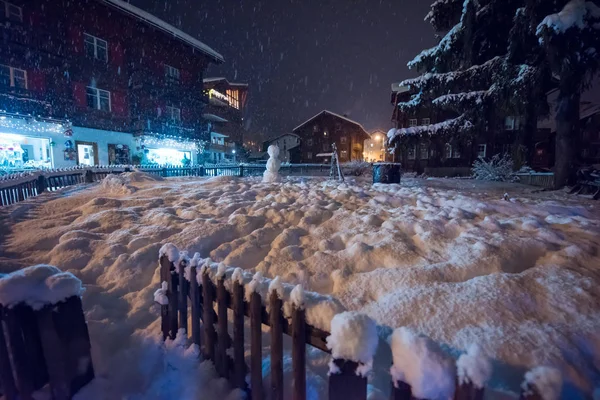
[76,141,98,166]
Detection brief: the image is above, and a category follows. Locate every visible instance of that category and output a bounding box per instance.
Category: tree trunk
[554,89,580,188]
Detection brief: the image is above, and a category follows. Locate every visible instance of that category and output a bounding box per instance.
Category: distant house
[262,133,301,163]
[292,111,370,163]
[364,130,387,162]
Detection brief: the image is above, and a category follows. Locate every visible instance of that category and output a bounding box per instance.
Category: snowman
[263,145,281,183]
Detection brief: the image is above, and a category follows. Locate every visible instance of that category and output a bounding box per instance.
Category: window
[340,150,348,159]
[313,125,319,133]
[409,119,418,127]
[166,106,181,122]
[504,116,521,131]
[407,145,416,160]
[453,147,461,158]
[226,89,240,109]
[307,139,313,146]
[420,143,429,159]
[0,64,27,89]
[84,33,108,62]
[477,144,487,158]
[86,87,111,112]
[307,152,313,160]
[2,1,22,22]
[445,143,452,159]
[340,136,347,144]
[323,143,330,152]
[335,122,342,132]
[165,64,180,84]
[422,118,431,125]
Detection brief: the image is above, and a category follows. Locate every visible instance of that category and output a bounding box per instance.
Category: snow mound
[389,327,455,400]
[0,265,84,310]
[522,366,563,400]
[456,344,492,389]
[100,171,164,195]
[326,312,378,376]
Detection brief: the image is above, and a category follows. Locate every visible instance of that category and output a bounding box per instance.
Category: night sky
[132,0,436,141]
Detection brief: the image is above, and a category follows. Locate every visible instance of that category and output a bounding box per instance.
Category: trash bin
[373,163,402,184]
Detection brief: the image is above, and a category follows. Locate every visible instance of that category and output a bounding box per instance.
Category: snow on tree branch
[432,90,489,108]
[387,115,473,143]
[537,0,600,36]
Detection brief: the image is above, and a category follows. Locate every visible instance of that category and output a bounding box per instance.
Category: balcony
[131,117,207,140]
[0,85,53,116]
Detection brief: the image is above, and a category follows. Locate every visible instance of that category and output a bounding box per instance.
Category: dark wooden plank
[202,272,215,361]
[328,359,367,400]
[0,306,18,400]
[15,305,47,390]
[217,277,229,378]
[232,280,246,390]
[390,381,412,400]
[159,256,172,340]
[53,296,95,395]
[178,260,188,333]
[168,265,179,340]
[189,266,201,346]
[250,291,263,400]
[292,305,306,400]
[269,291,284,400]
[37,306,70,400]
[454,381,484,400]
[4,306,35,400]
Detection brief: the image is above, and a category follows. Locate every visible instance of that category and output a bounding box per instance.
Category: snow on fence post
[249,272,264,400]
[291,284,306,400]
[0,305,18,400]
[216,263,229,379]
[389,327,455,400]
[178,256,188,333]
[231,268,247,390]
[202,266,216,361]
[189,256,201,346]
[455,345,492,400]
[269,277,284,400]
[519,367,562,400]
[326,312,377,400]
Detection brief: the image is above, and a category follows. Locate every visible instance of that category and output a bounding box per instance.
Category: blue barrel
[373,163,402,184]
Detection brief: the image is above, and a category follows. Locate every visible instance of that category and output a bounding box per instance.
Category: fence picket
[168,262,179,340]
[4,307,35,400]
[232,280,246,390]
[178,259,188,333]
[189,265,201,346]
[250,291,263,400]
[0,306,18,400]
[269,290,284,400]
[292,304,306,400]
[37,306,70,400]
[202,271,216,361]
[328,360,367,400]
[159,256,172,340]
[217,277,229,378]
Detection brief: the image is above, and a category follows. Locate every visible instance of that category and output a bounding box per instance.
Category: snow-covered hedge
[342,161,372,177]
[471,154,517,182]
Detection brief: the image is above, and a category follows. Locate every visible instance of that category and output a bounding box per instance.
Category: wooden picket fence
[158,254,547,400]
[0,296,94,400]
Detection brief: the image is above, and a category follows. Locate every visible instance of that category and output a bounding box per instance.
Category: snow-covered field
[1,172,599,399]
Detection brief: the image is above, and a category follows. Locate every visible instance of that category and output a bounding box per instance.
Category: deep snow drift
[1,173,599,398]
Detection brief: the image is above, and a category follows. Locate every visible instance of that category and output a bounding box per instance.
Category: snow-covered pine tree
[388,0,522,156]
[535,0,600,187]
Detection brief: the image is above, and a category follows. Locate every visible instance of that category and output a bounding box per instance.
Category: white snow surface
[2,172,600,397]
[326,312,378,375]
[522,366,563,400]
[456,344,492,389]
[389,327,455,400]
[0,265,84,310]
[537,0,600,34]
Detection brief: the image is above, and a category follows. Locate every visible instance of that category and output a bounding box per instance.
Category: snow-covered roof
[263,133,300,144]
[391,83,410,93]
[203,77,249,87]
[99,0,224,63]
[292,110,369,136]
[202,113,229,123]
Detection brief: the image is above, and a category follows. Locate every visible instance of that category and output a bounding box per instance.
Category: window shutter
[72,82,87,107]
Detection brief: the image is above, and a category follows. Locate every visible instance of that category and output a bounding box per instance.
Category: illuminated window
[86,87,111,112]
[313,125,319,133]
[166,106,181,122]
[84,33,108,62]
[407,145,416,160]
[420,143,429,159]
[0,64,27,89]
[445,143,452,159]
[226,89,239,109]
[307,152,312,159]
[165,64,180,84]
[340,150,348,159]
[477,144,487,158]
[2,1,22,22]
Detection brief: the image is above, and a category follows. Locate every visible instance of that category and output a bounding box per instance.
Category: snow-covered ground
[1,172,599,399]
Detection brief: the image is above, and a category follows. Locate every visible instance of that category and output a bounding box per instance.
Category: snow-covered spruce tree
[536,0,600,187]
[388,0,522,160]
